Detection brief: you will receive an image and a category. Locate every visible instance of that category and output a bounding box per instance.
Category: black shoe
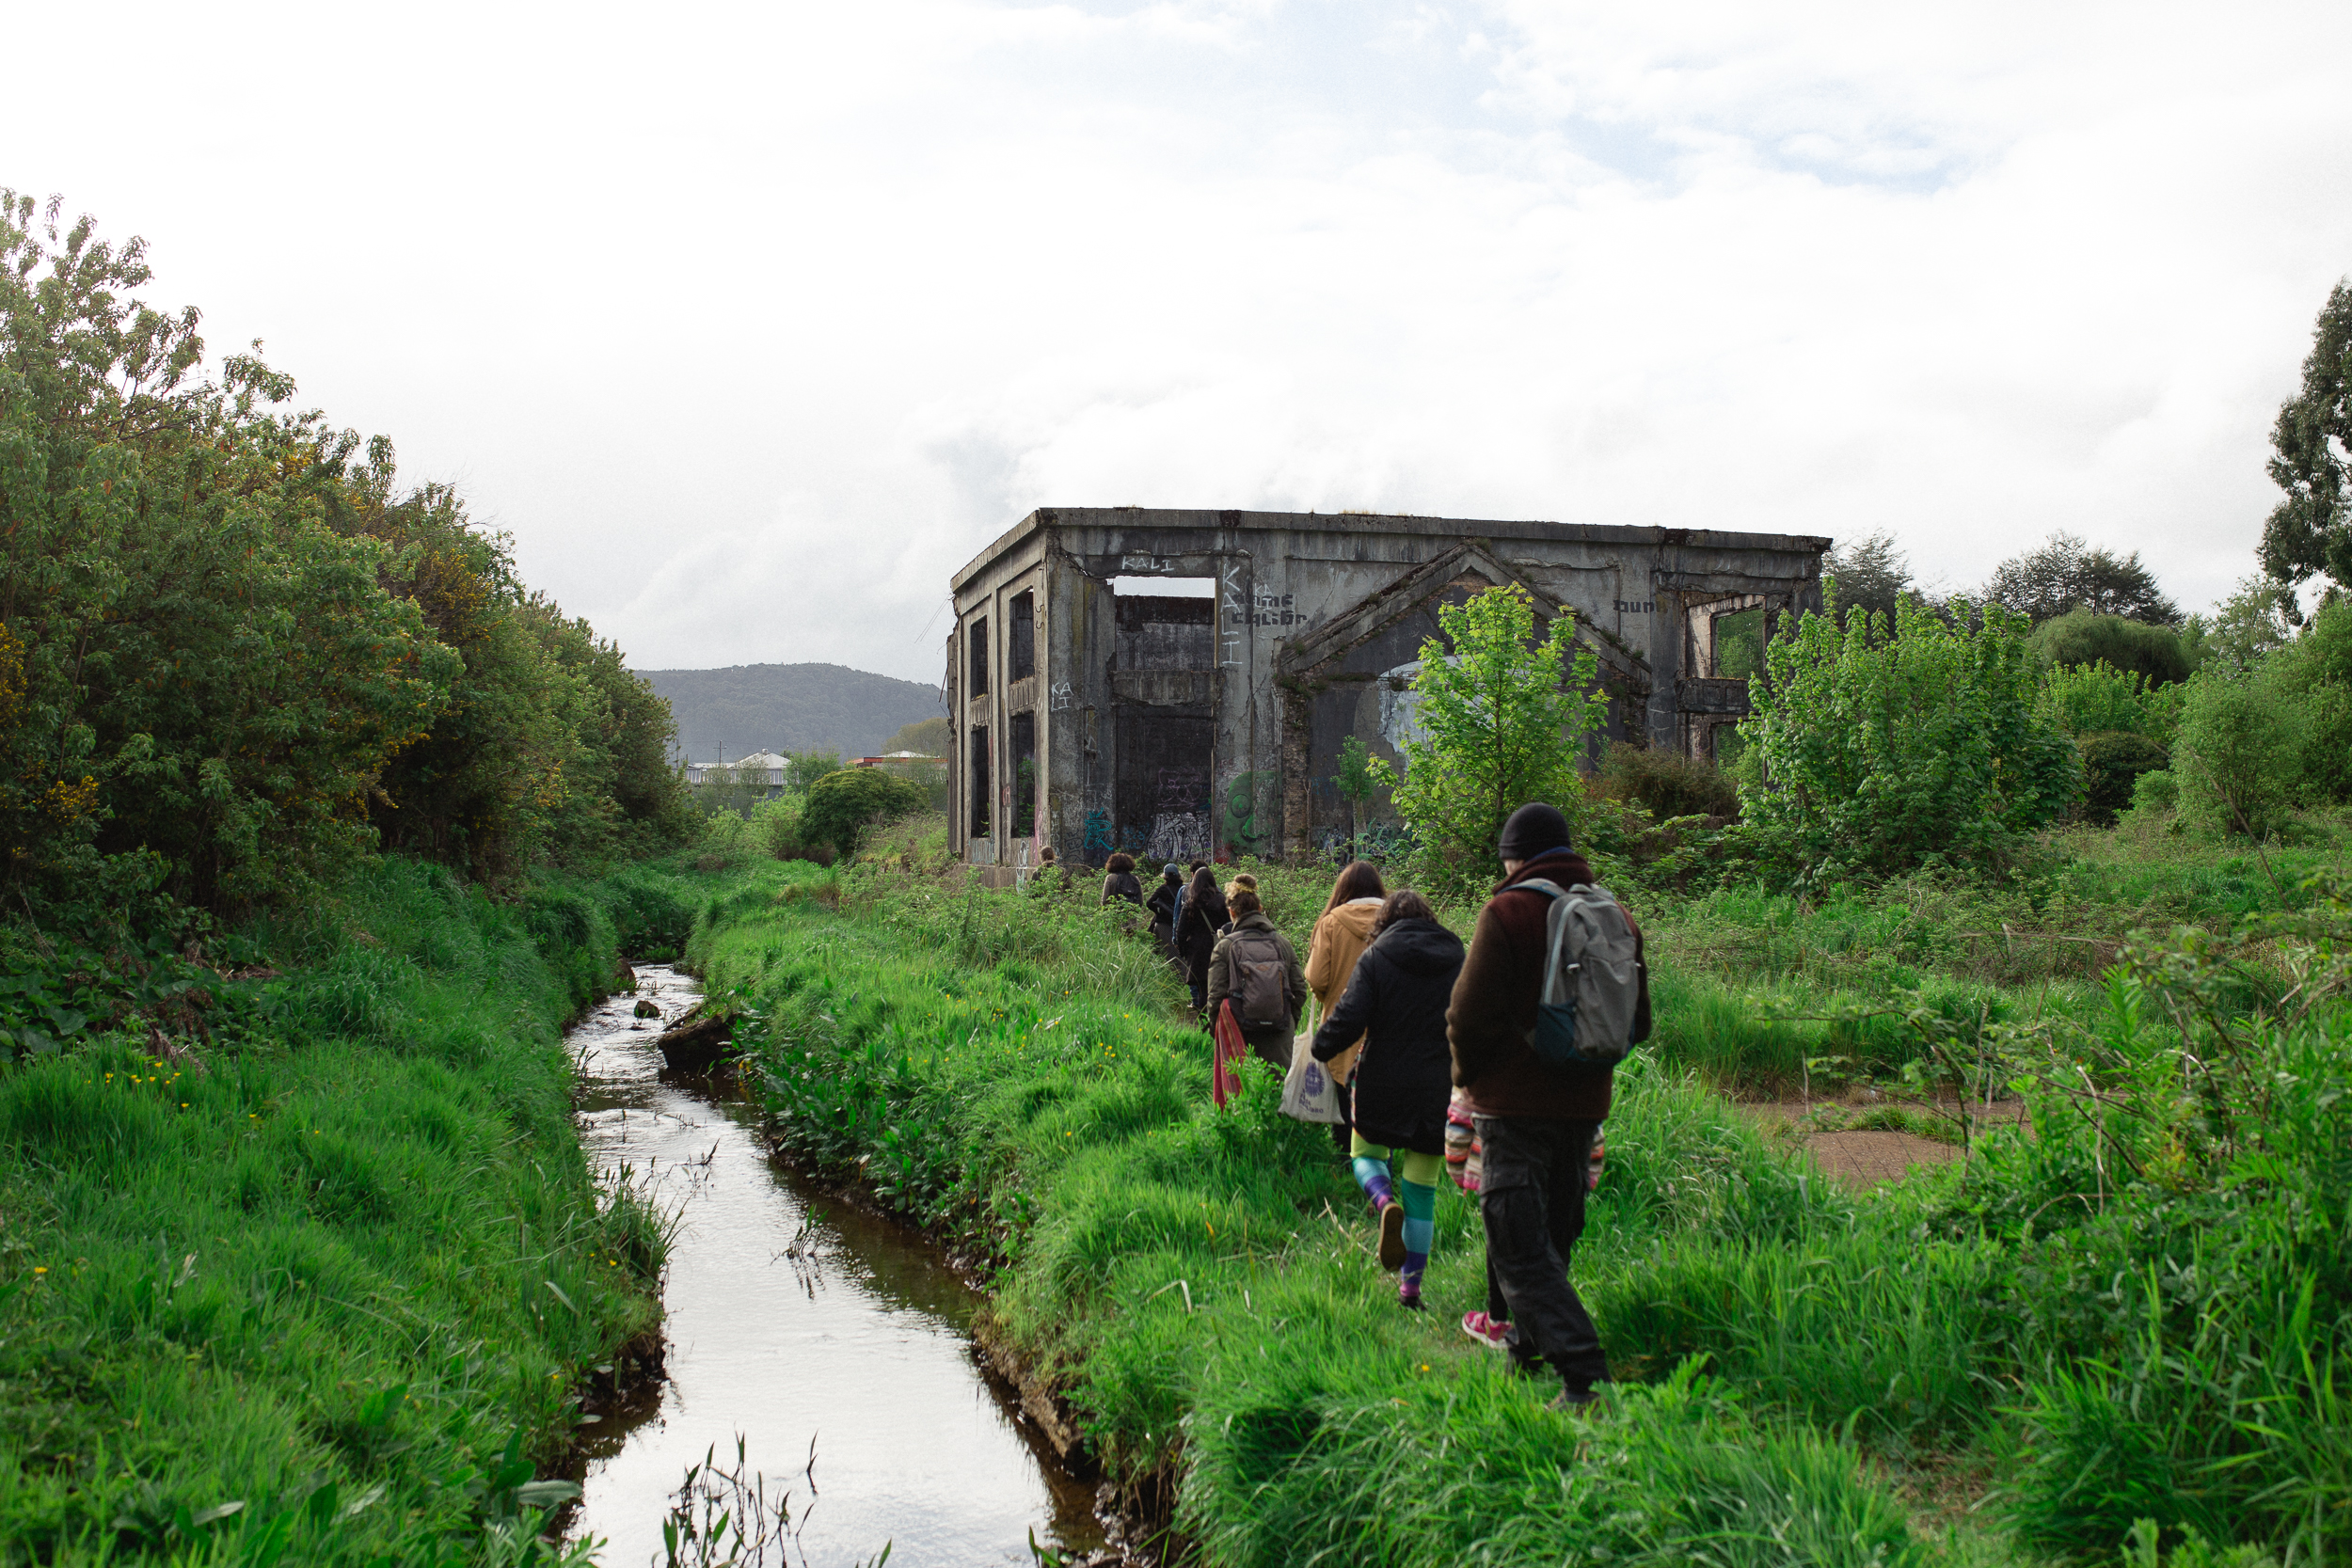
[1548,1385,1600,1412]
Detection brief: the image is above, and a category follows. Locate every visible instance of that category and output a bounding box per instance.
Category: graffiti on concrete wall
[1220,563,1246,667]
[1083,810,1114,862]
[1222,770,1267,854]
[1149,811,1209,863]
[1154,766,1210,814]
[1378,661,1427,755]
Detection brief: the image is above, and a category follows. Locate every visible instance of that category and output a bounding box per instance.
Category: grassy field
[688,810,2350,1568]
[0,857,700,1567]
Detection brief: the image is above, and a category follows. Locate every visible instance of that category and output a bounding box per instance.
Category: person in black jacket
[1145,863,1183,953]
[1310,888,1464,1309]
[1175,863,1228,1012]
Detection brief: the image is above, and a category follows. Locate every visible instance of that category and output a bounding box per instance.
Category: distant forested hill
[638,662,946,762]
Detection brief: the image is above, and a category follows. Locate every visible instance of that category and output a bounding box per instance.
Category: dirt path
[1734,1100,2024,1191]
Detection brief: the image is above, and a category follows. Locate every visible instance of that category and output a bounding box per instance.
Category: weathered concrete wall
[947,509,1825,866]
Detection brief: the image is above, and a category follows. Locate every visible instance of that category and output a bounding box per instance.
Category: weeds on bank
[697,832,2352,1566]
[0,857,692,1565]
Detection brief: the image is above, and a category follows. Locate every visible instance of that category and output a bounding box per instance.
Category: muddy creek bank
[567,966,1107,1565]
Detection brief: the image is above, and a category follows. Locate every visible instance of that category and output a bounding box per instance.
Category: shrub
[1599,742,1739,821]
[2039,660,2183,745]
[2030,609,2195,685]
[1740,596,2080,882]
[2078,731,2171,825]
[2129,768,2179,814]
[2263,597,2352,805]
[2173,671,2309,838]
[800,767,926,855]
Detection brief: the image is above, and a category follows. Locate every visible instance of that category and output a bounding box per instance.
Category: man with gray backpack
[1447,802,1649,1410]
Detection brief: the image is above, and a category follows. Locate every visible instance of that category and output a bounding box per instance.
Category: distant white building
[683,751,788,794]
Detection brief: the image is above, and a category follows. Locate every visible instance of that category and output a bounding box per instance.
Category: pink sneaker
[1459,1310,1511,1351]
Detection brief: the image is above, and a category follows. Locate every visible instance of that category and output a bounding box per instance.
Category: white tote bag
[1279,1031,1344,1124]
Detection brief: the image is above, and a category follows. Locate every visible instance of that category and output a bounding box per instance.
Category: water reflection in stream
[570,966,1105,1565]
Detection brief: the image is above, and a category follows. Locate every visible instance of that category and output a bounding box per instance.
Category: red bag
[1212,998,1248,1108]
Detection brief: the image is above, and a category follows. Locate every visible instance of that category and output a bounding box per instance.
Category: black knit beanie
[1498,802,1572,861]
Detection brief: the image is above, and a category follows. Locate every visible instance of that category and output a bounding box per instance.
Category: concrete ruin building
[946,508,1827,868]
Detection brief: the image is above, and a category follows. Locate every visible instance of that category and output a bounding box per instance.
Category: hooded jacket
[1445,848,1649,1122]
[1311,916,1465,1153]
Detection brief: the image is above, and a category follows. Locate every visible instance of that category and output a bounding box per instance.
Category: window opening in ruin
[1009,712,1037,838]
[1009,592,1036,681]
[968,724,991,835]
[1106,576,1215,599]
[1113,593,1216,671]
[1712,604,1766,681]
[969,618,990,697]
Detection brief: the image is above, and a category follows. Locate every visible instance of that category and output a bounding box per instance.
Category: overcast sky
[14,1,2351,682]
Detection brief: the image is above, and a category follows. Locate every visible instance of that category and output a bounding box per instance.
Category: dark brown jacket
[1206,911,1307,1041]
[1445,849,1650,1121]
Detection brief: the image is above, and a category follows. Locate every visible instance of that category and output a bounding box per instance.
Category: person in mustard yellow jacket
[1303,860,1387,1145]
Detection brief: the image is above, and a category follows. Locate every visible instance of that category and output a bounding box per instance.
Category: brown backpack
[1227,927,1291,1031]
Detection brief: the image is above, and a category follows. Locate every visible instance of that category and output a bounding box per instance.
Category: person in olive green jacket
[1205,886,1306,1072]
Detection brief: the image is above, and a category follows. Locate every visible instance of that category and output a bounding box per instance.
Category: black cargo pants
[1473,1116,1610,1393]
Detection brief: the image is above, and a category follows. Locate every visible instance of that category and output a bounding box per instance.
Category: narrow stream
[568,966,1107,1566]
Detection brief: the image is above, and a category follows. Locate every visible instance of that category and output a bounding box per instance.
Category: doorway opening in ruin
[1009,711,1037,839]
[1117,713,1214,864]
[968,724,990,837]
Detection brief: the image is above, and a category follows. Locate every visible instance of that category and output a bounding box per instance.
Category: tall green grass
[0,857,689,1566]
[702,848,2352,1567]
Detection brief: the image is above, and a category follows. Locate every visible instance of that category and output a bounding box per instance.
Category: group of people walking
[1095,803,1648,1411]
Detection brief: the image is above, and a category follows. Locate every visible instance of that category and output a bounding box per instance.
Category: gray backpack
[1514,879,1645,1068]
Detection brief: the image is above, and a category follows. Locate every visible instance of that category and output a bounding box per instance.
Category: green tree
[0,192,691,912]
[0,192,461,912]
[883,715,950,755]
[2172,670,2309,839]
[1983,531,2180,626]
[1740,595,2080,881]
[1365,586,1603,899]
[2191,576,2298,673]
[2259,279,2352,607]
[1822,530,1919,628]
[2262,594,2352,805]
[1332,734,1376,854]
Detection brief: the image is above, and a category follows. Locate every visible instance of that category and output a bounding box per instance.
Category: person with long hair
[1309,887,1463,1309]
[1145,862,1184,953]
[1175,863,1228,1011]
[1302,860,1387,1144]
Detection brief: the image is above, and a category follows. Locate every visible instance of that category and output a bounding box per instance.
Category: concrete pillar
[1645,580,1680,751]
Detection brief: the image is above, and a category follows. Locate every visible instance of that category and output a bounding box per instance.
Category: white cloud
[8,0,2348,681]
